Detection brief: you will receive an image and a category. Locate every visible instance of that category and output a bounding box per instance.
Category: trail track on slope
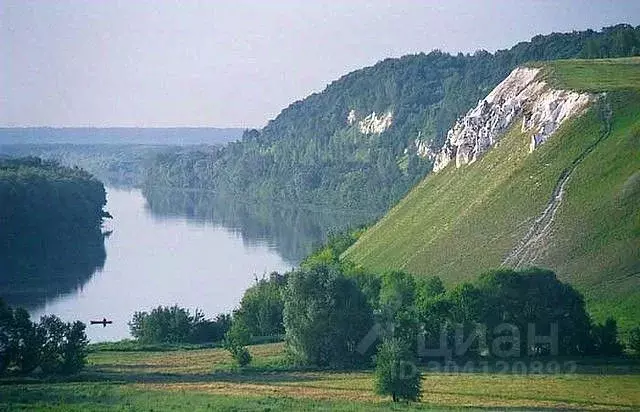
[502,96,612,268]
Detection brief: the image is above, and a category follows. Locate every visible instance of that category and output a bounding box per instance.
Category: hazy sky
[2,1,639,127]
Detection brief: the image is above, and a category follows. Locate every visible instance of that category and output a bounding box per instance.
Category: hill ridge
[346,58,640,329]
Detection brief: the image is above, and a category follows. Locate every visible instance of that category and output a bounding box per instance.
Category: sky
[1,1,639,128]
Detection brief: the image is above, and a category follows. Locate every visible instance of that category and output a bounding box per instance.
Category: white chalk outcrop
[347,110,393,135]
[347,109,357,125]
[414,138,436,160]
[432,67,592,173]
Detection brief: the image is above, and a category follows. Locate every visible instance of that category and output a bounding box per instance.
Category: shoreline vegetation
[0,157,110,309]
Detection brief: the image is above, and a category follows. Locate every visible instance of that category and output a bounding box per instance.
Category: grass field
[1,343,640,411]
[543,57,640,92]
[345,58,640,330]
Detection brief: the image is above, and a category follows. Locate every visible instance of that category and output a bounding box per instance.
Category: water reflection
[141,187,380,265]
[0,228,107,310]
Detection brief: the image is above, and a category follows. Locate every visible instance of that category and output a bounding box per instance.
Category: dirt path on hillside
[502,96,612,268]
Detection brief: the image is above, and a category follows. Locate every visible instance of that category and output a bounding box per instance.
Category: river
[30,188,291,342]
[26,187,376,342]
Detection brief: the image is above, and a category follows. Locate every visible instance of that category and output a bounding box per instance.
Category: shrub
[374,337,422,402]
[61,321,89,374]
[129,305,230,344]
[11,308,43,374]
[224,340,252,367]
[628,326,640,354]
[39,315,67,373]
[233,272,287,338]
[223,320,252,367]
[590,318,624,356]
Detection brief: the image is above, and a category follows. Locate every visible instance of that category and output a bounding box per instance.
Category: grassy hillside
[2,343,639,410]
[345,58,640,329]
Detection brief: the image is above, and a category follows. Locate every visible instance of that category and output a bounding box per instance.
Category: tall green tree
[379,271,420,353]
[233,272,287,338]
[283,263,374,367]
[476,268,593,356]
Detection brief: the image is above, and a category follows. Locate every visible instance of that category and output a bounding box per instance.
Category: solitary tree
[374,337,422,402]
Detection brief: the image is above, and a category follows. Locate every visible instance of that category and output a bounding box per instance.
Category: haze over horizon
[2,0,639,128]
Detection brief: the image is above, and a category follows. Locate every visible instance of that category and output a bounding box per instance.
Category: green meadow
[2,343,639,411]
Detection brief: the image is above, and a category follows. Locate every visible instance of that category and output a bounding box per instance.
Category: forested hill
[0,157,109,308]
[144,24,640,211]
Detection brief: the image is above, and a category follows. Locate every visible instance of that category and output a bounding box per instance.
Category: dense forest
[0,157,110,308]
[144,24,640,211]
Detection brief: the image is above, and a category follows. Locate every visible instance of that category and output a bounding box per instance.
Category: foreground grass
[2,343,639,411]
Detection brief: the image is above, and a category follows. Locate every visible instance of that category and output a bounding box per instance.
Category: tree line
[0,157,110,308]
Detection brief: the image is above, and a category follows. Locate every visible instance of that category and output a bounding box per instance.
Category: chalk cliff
[432,67,592,172]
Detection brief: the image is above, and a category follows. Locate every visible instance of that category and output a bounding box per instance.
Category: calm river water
[30,188,292,342]
[24,187,377,342]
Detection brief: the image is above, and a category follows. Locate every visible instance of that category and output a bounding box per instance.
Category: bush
[0,299,88,376]
[128,305,230,344]
[39,315,67,373]
[11,308,44,374]
[590,318,624,356]
[224,340,252,367]
[223,320,252,367]
[61,321,89,374]
[374,337,422,402]
[233,272,287,338]
[628,326,640,354]
[188,313,231,344]
[475,268,594,356]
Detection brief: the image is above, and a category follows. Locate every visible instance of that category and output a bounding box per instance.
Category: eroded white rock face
[432,67,592,173]
[525,89,592,152]
[356,111,393,135]
[347,109,357,125]
[414,138,436,160]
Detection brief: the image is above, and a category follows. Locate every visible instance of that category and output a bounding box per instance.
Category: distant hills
[0,127,244,145]
[346,58,640,330]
